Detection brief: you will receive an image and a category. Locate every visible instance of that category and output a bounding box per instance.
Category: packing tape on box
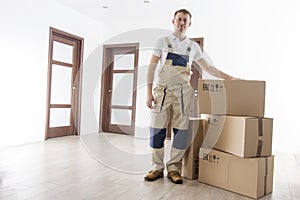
[257,140,263,156]
[264,157,268,195]
[258,117,263,137]
[256,117,263,156]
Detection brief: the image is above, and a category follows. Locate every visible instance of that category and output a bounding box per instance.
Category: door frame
[45,27,84,139]
[190,37,204,117]
[99,43,139,135]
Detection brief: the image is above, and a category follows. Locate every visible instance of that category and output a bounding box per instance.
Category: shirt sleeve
[152,38,164,58]
[192,42,204,61]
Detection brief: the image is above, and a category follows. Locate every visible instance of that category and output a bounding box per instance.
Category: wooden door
[100,43,139,135]
[190,37,204,117]
[45,27,83,139]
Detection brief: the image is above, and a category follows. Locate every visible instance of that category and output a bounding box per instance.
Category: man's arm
[195,58,237,80]
[146,54,160,108]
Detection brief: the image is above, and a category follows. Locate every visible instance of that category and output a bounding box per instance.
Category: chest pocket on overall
[166,52,189,67]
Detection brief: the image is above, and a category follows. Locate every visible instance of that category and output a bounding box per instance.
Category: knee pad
[150,128,166,148]
[173,128,188,150]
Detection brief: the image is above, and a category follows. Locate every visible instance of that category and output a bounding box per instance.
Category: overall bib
[150,37,193,172]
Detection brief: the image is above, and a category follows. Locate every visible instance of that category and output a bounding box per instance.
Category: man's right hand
[146,94,156,109]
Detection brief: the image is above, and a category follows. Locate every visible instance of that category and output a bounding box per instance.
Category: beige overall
[150,37,193,172]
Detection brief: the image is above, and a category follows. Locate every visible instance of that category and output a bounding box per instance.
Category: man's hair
[174,9,192,19]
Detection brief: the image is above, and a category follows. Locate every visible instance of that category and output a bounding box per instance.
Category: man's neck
[173,31,186,41]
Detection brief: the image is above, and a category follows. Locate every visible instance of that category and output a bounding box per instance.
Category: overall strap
[165,37,173,53]
[185,40,193,56]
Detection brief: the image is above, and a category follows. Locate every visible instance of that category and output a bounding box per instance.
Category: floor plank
[0,133,299,200]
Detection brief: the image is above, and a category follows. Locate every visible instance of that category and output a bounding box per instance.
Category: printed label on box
[202,83,224,92]
[202,153,220,164]
[207,117,219,125]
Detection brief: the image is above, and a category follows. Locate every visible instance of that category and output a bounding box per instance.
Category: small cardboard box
[199,148,274,199]
[198,79,265,117]
[203,115,273,157]
[181,118,207,180]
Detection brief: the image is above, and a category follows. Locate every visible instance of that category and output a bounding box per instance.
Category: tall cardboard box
[182,118,207,180]
[199,148,274,199]
[198,79,265,117]
[203,115,273,157]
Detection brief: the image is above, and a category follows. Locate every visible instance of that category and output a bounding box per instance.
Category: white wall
[188,0,300,153]
[96,0,300,153]
[1,0,300,153]
[0,0,104,148]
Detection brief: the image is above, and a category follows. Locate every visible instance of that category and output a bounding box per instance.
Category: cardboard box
[198,79,265,117]
[199,148,274,199]
[181,118,207,180]
[203,115,273,157]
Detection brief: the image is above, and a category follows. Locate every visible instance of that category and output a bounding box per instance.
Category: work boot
[167,171,183,184]
[144,170,164,181]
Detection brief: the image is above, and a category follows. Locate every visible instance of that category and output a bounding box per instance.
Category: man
[144,8,238,184]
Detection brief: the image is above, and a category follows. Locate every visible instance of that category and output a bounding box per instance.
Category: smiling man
[145,8,238,184]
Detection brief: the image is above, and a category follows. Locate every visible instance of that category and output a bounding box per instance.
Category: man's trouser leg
[150,128,166,171]
[166,84,192,172]
[149,85,171,171]
[166,128,189,172]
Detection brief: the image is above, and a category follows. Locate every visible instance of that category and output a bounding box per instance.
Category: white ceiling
[55,0,200,24]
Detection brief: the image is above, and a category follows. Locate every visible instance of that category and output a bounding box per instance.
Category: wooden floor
[0,133,300,200]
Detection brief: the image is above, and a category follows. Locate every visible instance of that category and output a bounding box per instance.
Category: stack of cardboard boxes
[182,79,274,199]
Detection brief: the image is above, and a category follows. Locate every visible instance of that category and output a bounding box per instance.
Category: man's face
[172,12,191,33]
